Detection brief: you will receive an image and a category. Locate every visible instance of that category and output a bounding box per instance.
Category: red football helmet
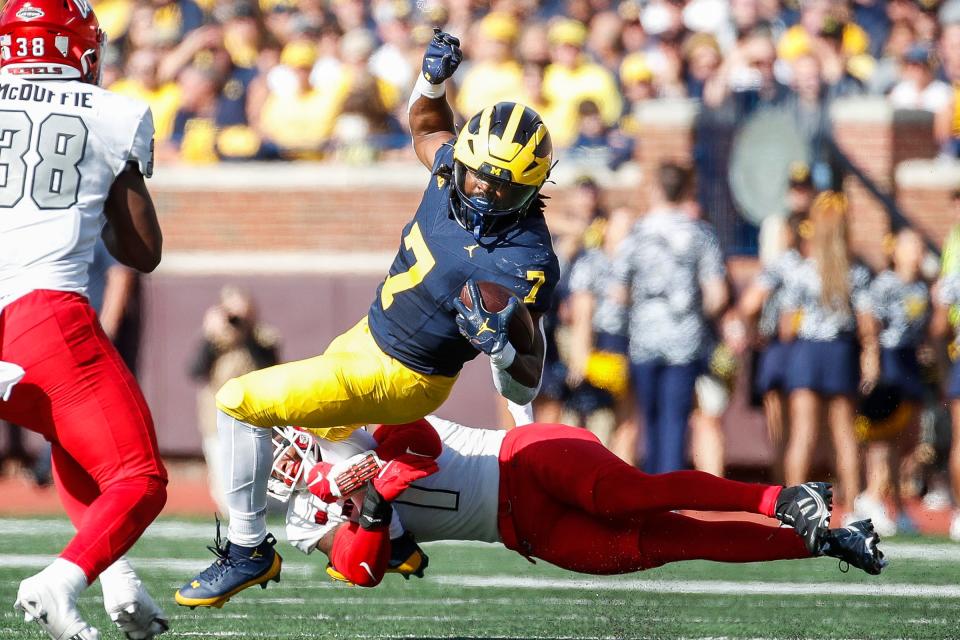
[0,0,105,84]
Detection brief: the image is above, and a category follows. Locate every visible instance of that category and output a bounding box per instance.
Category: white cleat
[101,569,169,639]
[105,596,169,640]
[853,493,897,537]
[14,574,100,640]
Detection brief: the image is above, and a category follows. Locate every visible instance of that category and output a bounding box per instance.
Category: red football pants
[0,290,167,583]
[497,423,808,574]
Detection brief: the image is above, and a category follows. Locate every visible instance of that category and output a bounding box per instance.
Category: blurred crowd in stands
[92,0,960,165]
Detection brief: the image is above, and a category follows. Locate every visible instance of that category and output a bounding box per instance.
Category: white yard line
[433,575,960,598]
[0,519,216,539]
[0,554,321,577]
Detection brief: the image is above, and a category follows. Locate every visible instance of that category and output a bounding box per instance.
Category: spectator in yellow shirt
[543,18,623,136]
[109,48,182,142]
[455,12,525,119]
[258,40,337,158]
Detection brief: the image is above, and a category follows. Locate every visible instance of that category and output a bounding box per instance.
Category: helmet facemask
[267,427,320,502]
[450,161,539,241]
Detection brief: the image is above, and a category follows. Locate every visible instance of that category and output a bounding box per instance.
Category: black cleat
[820,519,888,575]
[775,482,833,554]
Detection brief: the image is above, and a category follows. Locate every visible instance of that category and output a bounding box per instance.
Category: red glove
[305,461,336,502]
[373,419,442,461]
[372,454,439,501]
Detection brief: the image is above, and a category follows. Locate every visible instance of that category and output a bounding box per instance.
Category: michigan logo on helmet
[0,0,105,84]
[451,102,552,240]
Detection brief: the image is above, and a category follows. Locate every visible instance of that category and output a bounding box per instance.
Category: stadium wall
[134,97,957,466]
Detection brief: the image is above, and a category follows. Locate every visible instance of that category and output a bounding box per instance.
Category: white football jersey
[0,75,154,306]
[285,417,506,554]
[394,416,505,543]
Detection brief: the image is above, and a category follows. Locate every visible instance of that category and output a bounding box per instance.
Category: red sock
[330,522,390,587]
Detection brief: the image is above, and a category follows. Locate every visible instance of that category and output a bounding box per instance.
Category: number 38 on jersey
[0,110,88,209]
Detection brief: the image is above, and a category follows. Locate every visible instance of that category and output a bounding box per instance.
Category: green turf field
[0,517,957,639]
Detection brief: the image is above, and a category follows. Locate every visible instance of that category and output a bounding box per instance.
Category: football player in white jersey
[272,416,888,587]
[0,0,168,638]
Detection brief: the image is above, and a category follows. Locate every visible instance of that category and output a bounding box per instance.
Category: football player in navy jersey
[177,29,560,608]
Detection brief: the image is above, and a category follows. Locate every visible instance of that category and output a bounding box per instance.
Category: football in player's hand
[459,281,535,352]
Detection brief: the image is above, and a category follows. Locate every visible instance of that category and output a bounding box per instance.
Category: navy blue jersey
[367,143,559,377]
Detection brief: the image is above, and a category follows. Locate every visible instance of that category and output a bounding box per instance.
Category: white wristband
[408,73,446,113]
[489,342,517,370]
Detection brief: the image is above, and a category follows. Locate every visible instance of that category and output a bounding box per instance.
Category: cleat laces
[197,516,236,583]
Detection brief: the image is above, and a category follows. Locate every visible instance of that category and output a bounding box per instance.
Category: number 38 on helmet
[451,102,553,240]
[0,0,106,85]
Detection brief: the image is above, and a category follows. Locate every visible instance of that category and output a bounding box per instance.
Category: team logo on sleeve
[15,4,44,19]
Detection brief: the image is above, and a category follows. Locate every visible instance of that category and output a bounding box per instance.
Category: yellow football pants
[215,317,457,440]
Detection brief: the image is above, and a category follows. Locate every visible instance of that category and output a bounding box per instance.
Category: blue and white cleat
[820,519,888,575]
[174,521,281,609]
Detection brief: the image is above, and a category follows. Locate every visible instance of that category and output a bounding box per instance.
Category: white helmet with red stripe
[0,0,106,84]
[268,426,320,501]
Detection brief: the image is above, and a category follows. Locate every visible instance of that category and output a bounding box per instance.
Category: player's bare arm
[103,163,163,273]
[504,311,545,388]
[409,29,461,169]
